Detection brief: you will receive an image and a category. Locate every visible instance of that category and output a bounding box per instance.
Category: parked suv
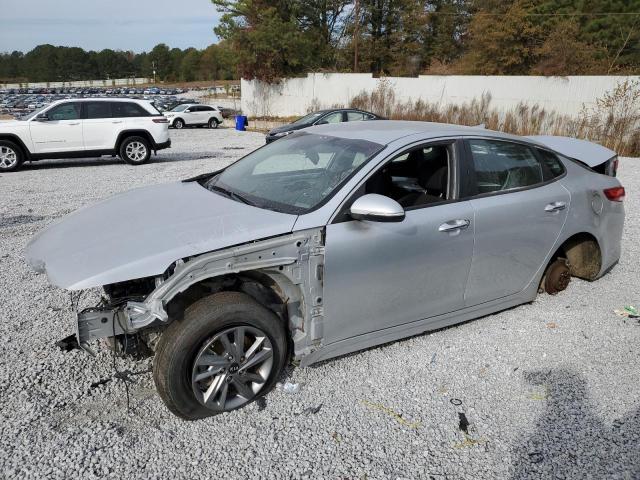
[0,98,171,171]
[163,104,223,129]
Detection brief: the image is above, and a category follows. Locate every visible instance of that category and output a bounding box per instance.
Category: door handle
[438,219,471,232]
[545,201,567,212]
[112,120,123,124]
[68,122,80,126]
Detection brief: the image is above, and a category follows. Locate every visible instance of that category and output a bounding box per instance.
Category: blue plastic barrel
[235,115,248,131]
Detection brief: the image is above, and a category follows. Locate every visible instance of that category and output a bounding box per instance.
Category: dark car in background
[265,108,382,143]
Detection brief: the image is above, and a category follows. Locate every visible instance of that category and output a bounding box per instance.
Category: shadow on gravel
[510,369,640,479]
[20,158,125,170]
[17,154,223,171]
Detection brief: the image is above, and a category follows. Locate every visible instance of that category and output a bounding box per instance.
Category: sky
[0,0,221,53]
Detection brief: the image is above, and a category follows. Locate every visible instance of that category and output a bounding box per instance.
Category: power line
[426,11,640,17]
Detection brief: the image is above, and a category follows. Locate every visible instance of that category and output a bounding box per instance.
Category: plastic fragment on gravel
[360,400,421,429]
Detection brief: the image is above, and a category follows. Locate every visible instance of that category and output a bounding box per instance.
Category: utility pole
[354,0,360,72]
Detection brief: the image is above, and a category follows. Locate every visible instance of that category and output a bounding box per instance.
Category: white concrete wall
[1,78,152,89]
[241,73,640,117]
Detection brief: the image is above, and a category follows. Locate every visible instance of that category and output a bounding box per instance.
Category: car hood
[25,181,298,290]
[0,120,21,127]
[267,123,306,136]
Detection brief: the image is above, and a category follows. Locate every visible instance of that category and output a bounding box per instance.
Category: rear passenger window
[112,102,148,118]
[536,149,565,179]
[86,102,111,119]
[468,139,545,194]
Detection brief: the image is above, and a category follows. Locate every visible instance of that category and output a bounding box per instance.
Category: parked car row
[0,92,202,119]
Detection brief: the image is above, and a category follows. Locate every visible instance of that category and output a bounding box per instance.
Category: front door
[461,138,570,305]
[29,102,84,153]
[322,140,474,345]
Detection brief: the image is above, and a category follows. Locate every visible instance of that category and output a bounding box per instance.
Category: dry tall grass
[349,78,640,156]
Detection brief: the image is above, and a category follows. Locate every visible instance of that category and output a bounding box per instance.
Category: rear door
[29,102,84,153]
[82,102,118,151]
[462,138,570,306]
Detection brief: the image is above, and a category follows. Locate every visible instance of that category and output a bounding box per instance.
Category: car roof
[48,97,153,105]
[304,120,543,146]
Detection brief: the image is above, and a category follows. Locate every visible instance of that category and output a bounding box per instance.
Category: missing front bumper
[76,308,126,345]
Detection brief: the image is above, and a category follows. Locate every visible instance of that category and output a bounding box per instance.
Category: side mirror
[34,113,49,122]
[185,108,192,113]
[350,194,405,223]
[315,120,329,125]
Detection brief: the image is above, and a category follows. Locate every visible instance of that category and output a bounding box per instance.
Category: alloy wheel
[0,146,18,170]
[125,141,147,162]
[191,325,274,411]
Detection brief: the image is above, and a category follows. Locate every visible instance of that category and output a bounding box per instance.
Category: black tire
[173,118,185,129]
[119,136,151,165]
[0,140,24,172]
[208,117,219,129]
[153,291,288,420]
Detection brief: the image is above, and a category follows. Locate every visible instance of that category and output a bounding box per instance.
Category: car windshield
[291,112,324,125]
[205,133,383,214]
[169,104,190,112]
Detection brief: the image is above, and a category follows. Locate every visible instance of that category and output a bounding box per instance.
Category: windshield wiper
[209,184,255,206]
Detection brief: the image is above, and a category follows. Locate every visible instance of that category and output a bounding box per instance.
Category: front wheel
[173,119,185,129]
[119,136,151,165]
[0,141,23,172]
[208,118,220,129]
[153,292,288,420]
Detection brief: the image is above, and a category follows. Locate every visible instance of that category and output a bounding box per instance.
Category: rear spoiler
[526,135,616,168]
[526,135,618,177]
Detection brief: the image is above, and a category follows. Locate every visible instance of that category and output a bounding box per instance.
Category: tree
[180,49,202,81]
[457,0,544,74]
[212,0,315,81]
[148,43,172,80]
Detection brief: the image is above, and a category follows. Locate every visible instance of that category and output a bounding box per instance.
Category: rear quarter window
[535,148,566,180]
[112,102,149,118]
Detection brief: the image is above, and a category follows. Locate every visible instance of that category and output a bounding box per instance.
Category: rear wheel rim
[191,325,274,412]
[0,146,18,169]
[209,119,217,128]
[125,141,147,162]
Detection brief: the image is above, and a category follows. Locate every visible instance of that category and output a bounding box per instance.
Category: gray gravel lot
[1,128,639,479]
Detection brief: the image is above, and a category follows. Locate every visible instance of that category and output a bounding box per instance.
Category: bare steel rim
[191,325,274,411]
[125,141,147,162]
[0,145,18,169]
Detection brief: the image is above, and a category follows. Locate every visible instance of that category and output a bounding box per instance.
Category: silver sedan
[26,121,625,419]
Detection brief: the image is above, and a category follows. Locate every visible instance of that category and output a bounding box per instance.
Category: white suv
[0,98,171,172]
[163,104,223,129]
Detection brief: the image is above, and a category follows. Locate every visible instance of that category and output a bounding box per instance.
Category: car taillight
[603,186,625,202]
[152,117,169,123]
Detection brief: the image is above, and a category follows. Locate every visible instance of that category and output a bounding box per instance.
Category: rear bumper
[154,139,171,151]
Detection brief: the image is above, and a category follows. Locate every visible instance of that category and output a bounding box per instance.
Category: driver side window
[320,112,344,124]
[363,143,452,209]
[47,103,81,121]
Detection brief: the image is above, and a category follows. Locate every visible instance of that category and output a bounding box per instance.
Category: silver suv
[0,98,171,171]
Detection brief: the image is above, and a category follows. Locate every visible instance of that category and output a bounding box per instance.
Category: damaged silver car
[26,121,625,419]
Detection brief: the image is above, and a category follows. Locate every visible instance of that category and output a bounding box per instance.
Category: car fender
[0,132,32,159]
[124,227,326,360]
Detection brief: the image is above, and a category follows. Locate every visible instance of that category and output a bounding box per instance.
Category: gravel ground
[0,129,639,479]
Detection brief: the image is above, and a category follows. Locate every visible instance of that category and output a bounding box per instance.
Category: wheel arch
[549,231,602,280]
[0,134,31,159]
[164,270,303,351]
[115,130,154,151]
